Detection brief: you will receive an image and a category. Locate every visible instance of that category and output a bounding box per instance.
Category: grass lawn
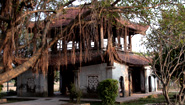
[121,92,176,105]
[87,92,176,105]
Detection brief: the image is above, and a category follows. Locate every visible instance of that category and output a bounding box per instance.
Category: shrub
[97,79,118,105]
[7,89,17,96]
[0,85,5,99]
[69,83,82,104]
[0,85,3,92]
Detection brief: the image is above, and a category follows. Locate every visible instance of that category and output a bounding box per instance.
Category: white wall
[144,66,157,92]
[17,70,48,96]
[112,62,127,80]
[113,62,129,96]
[145,66,150,92]
[151,76,156,91]
[78,62,130,96]
[78,63,107,91]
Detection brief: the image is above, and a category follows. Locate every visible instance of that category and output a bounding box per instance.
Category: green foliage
[145,4,185,51]
[54,71,60,82]
[69,83,82,104]
[153,45,185,79]
[121,92,176,105]
[144,5,185,77]
[7,89,17,96]
[97,79,118,105]
[144,4,185,104]
[0,85,3,92]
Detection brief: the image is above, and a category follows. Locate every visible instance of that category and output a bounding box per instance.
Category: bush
[0,85,3,92]
[7,89,17,96]
[69,83,82,104]
[97,79,118,105]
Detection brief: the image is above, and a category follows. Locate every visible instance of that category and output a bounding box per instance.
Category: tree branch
[111,0,121,7]
[0,48,42,84]
[0,15,10,22]
[63,0,76,7]
[15,10,56,23]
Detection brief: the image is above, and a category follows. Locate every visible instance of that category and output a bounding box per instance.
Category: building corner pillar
[73,69,80,88]
[106,66,115,79]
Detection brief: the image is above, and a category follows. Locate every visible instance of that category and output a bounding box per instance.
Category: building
[17,7,157,97]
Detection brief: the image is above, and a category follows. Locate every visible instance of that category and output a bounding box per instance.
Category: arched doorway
[119,76,124,97]
[148,76,152,92]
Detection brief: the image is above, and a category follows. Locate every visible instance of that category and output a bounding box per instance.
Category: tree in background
[0,0,182,86]
[145,4,185,104]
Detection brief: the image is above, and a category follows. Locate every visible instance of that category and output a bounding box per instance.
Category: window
[88,76,99,90]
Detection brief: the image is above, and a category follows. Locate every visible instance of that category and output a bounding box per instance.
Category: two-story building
[17,7,157,97]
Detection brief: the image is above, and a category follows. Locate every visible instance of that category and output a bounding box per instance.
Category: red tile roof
[49,50,150,66]
[115,18,149,35]
[28,7,149,34]
[116,51,150,66]
[28,8,86,28]
[50,8,88,27]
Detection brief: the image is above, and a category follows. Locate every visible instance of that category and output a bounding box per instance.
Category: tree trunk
[100,18,104,49]
[163,85,171,104]
[178,80,185,105]
[179,95,185,105]
[0,48,42,84]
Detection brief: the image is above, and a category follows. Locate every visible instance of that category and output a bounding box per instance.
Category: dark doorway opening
[131,68,141,93]
[119,76,124,97]
[47,65,75,97]
[60,67,74,95]
[48,66,54,96]
[148,76,152,92]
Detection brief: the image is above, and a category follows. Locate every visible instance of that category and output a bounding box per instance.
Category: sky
[132,34,147,53]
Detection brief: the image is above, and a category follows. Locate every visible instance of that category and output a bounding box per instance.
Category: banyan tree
[0,0,169,84]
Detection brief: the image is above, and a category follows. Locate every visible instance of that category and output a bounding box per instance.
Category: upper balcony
[28,7,148,54]
[27,7,149,67]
